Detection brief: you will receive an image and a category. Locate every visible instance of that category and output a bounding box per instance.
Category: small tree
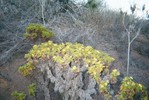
[38,0,46,26]
[122,7,145,76]
[123,15,140,76]
[85,0,103,10]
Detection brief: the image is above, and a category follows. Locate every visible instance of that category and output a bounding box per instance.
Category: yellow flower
[71,66,79,73]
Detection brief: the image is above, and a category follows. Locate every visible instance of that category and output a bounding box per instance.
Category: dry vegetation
[0,0,149,100]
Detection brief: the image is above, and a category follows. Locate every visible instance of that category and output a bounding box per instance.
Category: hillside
[0,0,149,100]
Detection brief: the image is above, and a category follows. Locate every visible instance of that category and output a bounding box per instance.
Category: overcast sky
[105,0,149,11]
[105,0,149,18]
[74,0,149,18]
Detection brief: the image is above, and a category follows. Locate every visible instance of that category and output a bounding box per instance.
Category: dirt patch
[0,58,31,100]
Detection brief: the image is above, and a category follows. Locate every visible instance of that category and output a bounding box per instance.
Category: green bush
[24,23,54,42]
[19,41,114,77]
[11,91,26,100]
[110,69,120,83]
[19,62,35,76]
[19,41,148,100]
[118,77,148,100]
[28,83,36,96]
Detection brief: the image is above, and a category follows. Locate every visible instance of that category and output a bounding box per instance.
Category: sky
[106,0,149,18]
[105,0,149,12]
[74,0,149,19]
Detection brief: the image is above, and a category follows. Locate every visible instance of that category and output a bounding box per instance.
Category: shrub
[28,83,36,96]
[19,41,148,100]
[23,23,54,42]
[118,77,148,100]
[11,91,26,100]
[19,41,114,99]
[19,62,35,76]
[110,69,120,84]
[85,0,103,9]
[99,80,112,99]
[20,41,114,78]
[100,73,148,100]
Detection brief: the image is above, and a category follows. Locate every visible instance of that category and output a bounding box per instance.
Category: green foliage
[11,91,26,100]
[20,41,114,79]
[99,69,120,99]
[85,0,102,9]
[110,69,120,83]
[110,69,120,77]
[99,70,148,100]
[118,77,148,100]
[19,63,35,76]
[11,84,36,100]
[28,83,36,96]
[85,0,97,9]
[23,23,54,41]
[71,66,80,73]
[19,40,148,100]
[99,80,112,99]
[58,0,69,4]
[100,80,109,93]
